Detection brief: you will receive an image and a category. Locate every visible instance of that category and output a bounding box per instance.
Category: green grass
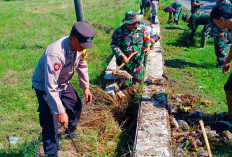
[0,0,140,156]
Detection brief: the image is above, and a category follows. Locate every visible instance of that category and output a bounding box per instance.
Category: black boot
[64,129,79,139]
[139,3,143,14]
[174,20,178,25]
[48,152,58,157]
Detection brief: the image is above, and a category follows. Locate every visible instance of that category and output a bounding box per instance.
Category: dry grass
[36,84,136,157]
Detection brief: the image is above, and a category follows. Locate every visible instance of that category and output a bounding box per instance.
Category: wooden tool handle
[114,51,138,73]
[199,120,212,157]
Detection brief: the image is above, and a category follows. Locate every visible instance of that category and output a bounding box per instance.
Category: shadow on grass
[164,26,186,31]
[113,96,140,156]
[166,31,197,47]
[165,59,199,68]
[165,59,215,69]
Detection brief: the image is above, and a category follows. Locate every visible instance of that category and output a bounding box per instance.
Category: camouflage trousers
[169,9,182,24]
[201,23,212,48]
[214,36,227,65]
[116,52,145,86]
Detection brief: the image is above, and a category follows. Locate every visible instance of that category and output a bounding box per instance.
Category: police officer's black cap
[72,22,95,48]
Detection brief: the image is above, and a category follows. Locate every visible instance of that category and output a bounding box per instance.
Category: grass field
[0,0,140,156]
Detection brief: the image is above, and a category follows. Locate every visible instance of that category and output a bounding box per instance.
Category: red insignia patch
[54,63,61,71]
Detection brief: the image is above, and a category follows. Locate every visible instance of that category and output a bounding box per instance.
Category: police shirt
[32,37,89,115]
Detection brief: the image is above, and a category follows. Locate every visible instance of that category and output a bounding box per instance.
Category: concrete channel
[104,15,172,156]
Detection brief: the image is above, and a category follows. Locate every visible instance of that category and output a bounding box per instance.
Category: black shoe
[215,63,224,68]
[47,152,58,157]
[64,129,79,140]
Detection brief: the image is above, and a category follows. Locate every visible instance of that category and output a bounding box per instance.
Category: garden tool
[66,128,78,153]
[199,120,212,157]
[112,51,138,81]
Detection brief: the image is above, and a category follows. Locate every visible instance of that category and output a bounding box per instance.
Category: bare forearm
[226,46,232,63]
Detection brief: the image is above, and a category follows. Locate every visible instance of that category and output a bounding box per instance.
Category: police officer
[191,0,204,14]
[111,10,151,86]
[32,22,94,157]
[182,12,211,48]
[164,0,183,25]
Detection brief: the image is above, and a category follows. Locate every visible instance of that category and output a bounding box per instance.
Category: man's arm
[45,53,68,129]
[45,54,65,114]
[192,1,204,6]
[77,59,92,104]
[142,29,151,57]
[111,29,129,64]
[223,46,232,73]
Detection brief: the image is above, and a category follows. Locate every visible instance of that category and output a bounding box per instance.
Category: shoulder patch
[194,12,202,17]
[54,63,61,71]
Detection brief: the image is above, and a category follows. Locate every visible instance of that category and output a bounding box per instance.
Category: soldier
[140,0,159,24]
[191,0,204,14]
[32,22,94,157]
[211,0,231,67]
[211,3,232,120]
[111,10,151,86]
[182,12,212,48]
[140,0,152,16]
[163,0,183,25]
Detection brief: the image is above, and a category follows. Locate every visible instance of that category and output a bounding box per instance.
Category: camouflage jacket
[188,12,211,32]
[170,1,183,12]
[111,24,150,58]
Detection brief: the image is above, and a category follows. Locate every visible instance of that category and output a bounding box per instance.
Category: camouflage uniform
[167,1,183,25]
[191,0,201,14]
[111,24,150,84]
[187,12,211,47]
[211,0,231,66]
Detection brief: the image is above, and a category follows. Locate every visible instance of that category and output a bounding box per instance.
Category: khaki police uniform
[32,21,94,156]
[32,36,89,114]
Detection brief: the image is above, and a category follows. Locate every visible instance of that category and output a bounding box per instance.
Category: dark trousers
[34,84,82,155]
[228,32,232,44]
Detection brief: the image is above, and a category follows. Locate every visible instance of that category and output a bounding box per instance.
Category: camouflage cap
[122,10,139,24]
[182,14,189,22]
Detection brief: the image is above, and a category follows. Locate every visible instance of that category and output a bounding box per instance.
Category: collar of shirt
[65,37,76,58]
[123,24,138,34]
